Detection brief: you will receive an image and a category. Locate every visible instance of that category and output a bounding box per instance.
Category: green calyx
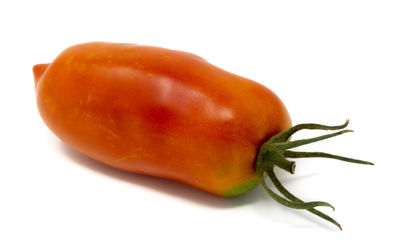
[255,120,373,230]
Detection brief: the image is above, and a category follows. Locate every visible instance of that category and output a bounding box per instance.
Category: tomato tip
[33,63,50,88]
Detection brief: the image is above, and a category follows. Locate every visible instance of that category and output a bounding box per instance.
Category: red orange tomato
[34,42,372,229]
[34,42,291,196]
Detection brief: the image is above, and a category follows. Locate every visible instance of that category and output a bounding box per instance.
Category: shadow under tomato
[60,142,267,209]
[60,143,341,231]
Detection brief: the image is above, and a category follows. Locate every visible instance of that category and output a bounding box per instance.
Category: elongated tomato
[34,42,291,196]
[35,42,374,230]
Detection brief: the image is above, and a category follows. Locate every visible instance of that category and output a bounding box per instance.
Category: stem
[264,151,296,174]
[267,167,342,230]
[283,151,374,165]
[269,120,349,143]
[270,130,352,151]
[255,119,372,230]
[256,167,335,210]
[266,166,335,211]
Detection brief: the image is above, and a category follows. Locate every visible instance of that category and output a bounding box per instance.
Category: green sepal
[255,119,373,230]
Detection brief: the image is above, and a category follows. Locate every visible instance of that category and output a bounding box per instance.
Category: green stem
[264,151,296,174]
[269,120,349,143]
[269,130,352,151]
[267,166,342,230]
[255,119,372,230]
[283,151,374,165]
[256,167,335,210]
[266,166,334,211]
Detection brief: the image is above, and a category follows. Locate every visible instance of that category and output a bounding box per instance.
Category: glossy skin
[34,42,291,196]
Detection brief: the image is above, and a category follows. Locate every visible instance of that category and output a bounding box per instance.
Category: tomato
[34,42,291,197]
[34,42,371,229]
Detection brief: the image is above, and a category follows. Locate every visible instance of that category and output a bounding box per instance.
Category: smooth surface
[35,42,290,196]
[0,0,399,251]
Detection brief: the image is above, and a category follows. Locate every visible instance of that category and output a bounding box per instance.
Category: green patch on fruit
[222,178,259,197]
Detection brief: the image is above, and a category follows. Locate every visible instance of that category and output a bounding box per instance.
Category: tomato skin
[35,42,291,196]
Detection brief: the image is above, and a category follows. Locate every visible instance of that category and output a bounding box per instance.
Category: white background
[1,0,399,251]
